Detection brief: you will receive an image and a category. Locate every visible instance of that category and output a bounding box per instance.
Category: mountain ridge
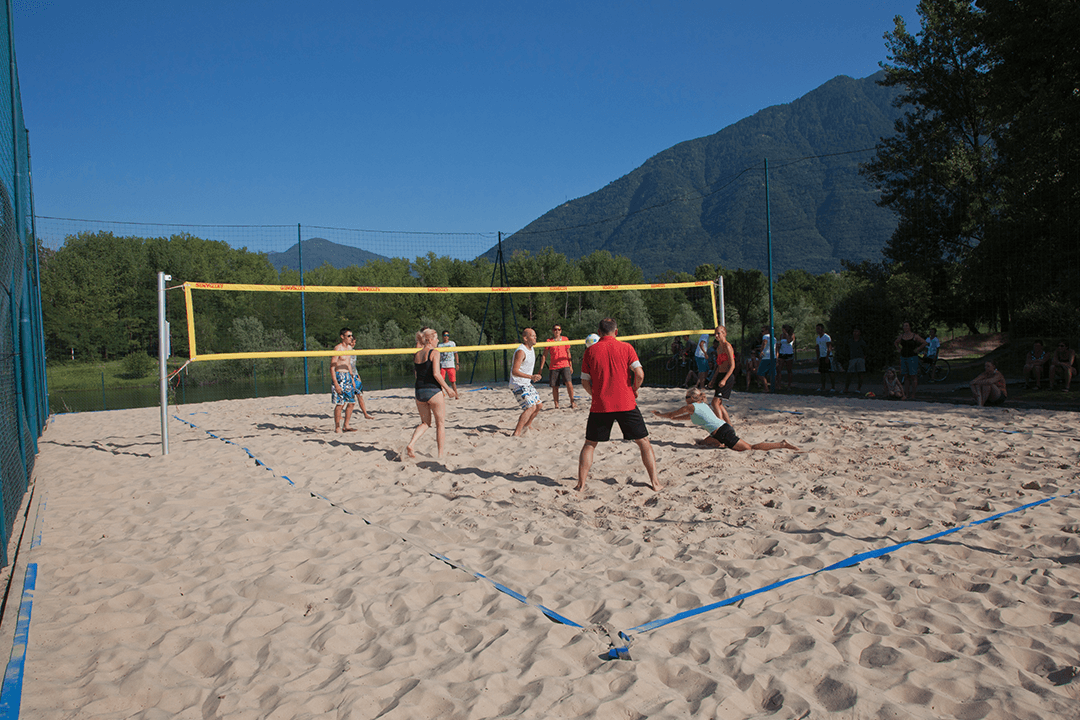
[488,72,903,278]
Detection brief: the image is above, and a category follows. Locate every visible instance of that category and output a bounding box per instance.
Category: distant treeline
[42,225,1074,383]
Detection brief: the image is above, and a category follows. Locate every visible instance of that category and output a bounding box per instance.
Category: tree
[862,0,1000,329]
[724,268,768,348]
[977,0,1080,335]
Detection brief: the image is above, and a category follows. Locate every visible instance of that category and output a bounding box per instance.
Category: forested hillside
[487,72,904,278]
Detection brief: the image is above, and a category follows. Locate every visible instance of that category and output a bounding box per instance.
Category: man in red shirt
[539,323,576,409]
[576,318,661,492]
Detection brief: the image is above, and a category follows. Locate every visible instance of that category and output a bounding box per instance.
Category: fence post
[101,370,106,411]
[254,365,258,398]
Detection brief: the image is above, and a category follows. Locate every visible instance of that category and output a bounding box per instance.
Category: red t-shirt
[545,335,572,370]
[581,335,640,413]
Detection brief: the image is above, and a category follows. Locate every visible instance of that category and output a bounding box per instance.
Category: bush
[120,351,156,379]
[1012,296,1080,339]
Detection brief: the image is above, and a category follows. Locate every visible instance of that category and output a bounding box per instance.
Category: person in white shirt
[756,325,775,392]
[815,323,835,392]
[510,328,543,436]
[437,330,458,394]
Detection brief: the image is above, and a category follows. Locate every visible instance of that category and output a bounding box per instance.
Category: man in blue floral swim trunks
[331,327,372,432]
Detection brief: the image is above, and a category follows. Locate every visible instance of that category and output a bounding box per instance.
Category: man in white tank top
[510,328,543,436]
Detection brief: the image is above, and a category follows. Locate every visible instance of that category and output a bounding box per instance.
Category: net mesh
[175,280,718,390]
[1,4,48,567]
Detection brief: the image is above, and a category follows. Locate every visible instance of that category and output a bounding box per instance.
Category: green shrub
[120,351,156,379]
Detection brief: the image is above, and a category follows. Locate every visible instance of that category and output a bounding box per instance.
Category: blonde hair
[685,388,706,403]
[415,326,436,345]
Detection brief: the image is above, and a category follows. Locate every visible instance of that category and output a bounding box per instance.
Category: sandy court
[16,386,1080,718]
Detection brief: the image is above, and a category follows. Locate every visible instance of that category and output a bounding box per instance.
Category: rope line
[173,413,1078,663]
[608,487,1078,656]
[172,415,588,632]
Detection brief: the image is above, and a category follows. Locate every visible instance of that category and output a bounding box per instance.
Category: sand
[14,386,1080,718]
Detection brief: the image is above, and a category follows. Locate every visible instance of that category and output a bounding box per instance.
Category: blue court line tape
[618,488,1078,641]
[30,497,45,550]
[0,563,37,719]
[173,415,584,631]
[886,418,1031,435]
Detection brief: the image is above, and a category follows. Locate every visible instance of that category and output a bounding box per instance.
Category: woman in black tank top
[406,327,458,461]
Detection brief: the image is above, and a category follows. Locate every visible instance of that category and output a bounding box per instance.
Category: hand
[532,374,541,382]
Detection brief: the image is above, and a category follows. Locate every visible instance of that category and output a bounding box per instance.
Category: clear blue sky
[14,0,920,236]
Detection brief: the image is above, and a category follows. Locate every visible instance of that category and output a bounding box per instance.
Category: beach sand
[16,387,1080,718]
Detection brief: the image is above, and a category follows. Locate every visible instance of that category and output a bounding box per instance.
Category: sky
[13,0,922,240]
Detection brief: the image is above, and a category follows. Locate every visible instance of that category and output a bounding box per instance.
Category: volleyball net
[178,279,719,364]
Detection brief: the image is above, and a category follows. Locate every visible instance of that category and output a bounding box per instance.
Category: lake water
[48,352,687,414]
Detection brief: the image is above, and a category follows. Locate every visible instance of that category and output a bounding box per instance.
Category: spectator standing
[777,324,795,390]
[756,325,775,392]
[815,324,835,392]
[843,327,868,393]
[539,323,576,409]
[894,322,927,400]
[437,330,458,395]
[694,332,710,390]
[925,328,941,362]
[576,318,660,492]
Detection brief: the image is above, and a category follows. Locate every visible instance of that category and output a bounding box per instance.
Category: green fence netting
[1,3,47,568]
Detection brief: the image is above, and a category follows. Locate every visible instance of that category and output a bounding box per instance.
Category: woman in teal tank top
[653,388,801,452]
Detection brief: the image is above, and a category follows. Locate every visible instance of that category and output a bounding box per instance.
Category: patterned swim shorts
[511,383,541,410]
[332,371,358,406]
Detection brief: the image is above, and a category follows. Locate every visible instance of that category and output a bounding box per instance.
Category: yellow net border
[182,280,718,362]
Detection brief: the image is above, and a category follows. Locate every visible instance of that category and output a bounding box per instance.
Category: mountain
[266,237,391,272]
[487,72,904,278]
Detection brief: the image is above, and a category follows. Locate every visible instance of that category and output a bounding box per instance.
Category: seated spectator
[883,367,905,400]
[970,360,1007,407]
[1049,340,1077,392]
[1023,340,1049,389]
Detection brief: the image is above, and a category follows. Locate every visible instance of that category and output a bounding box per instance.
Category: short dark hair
[599,318,618,335]
[339,327,352,337]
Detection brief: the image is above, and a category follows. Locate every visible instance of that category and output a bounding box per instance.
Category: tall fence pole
[298,224,309,394]
[158,272,170,455]
[764,158,776,389]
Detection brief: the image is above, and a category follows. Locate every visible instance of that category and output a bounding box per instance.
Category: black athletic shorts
[585,407,649,442]
[713,373,735,400]
[710,423,740,449]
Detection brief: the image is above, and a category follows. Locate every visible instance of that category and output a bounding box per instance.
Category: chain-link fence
[1,5,47,567]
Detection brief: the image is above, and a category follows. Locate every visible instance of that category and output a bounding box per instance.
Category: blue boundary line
[173,415,584,630]
[174,413,1077,662]
[609,488,1078,651]
[0,564,37,719]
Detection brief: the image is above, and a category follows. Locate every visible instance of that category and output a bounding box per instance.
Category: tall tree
[862,0,1001,329]
[977,0,1080,333]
